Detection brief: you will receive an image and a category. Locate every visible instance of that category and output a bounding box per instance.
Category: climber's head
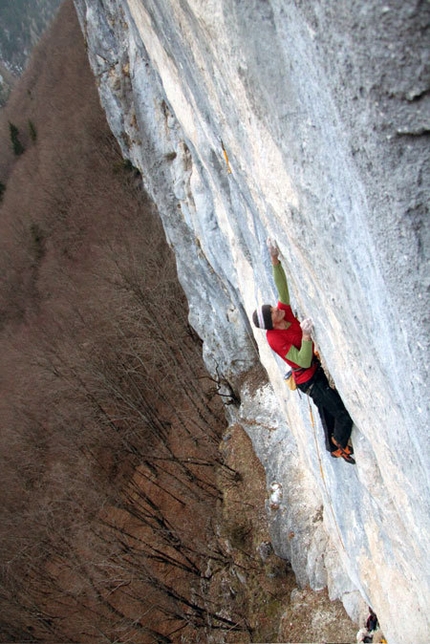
[252,304,285,330]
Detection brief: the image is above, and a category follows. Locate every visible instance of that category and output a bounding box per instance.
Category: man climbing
[252,240,355,464]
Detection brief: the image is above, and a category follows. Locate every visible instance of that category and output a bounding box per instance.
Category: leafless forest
[0,2,298,643]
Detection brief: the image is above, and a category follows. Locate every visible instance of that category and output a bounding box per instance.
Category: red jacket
[266,302,318,384]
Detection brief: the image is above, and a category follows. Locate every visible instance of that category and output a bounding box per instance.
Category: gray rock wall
[73,1,430,641]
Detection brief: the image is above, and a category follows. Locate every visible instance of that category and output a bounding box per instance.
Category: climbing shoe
[330,448,356,465]
[330,438,356,464]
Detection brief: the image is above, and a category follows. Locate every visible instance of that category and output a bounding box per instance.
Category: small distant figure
[252,239,355,464]
[366,608,379,632]
[357,608,385,643]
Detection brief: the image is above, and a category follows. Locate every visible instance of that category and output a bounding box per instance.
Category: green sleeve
[273,262,290,305]
[286,340,313,368]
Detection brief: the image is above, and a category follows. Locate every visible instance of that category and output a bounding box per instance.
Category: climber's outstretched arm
[273,262,290,306]
[267,240,290,305]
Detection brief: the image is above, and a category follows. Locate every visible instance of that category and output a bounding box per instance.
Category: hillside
[0,2,357,642]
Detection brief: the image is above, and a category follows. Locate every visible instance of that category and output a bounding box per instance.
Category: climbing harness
[283,369,297,390]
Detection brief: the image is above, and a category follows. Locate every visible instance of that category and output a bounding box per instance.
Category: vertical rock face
[73,1,429,641]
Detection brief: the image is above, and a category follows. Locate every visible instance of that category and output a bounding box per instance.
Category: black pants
[297,367,353,451]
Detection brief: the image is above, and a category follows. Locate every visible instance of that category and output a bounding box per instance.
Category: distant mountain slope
[0,0,62,105]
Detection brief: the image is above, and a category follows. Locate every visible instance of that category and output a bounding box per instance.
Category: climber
[366,608,379,632]
[357,608,385,643]
[252,239,355,464]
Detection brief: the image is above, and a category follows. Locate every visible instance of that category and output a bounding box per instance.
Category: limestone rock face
[73,1,429,641]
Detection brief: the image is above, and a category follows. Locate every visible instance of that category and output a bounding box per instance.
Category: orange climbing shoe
[330,448,356,464]
[331,438,356,464]
[346,441,354,455]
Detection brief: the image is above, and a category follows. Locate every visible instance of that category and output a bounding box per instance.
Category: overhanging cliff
[73,1,430,642]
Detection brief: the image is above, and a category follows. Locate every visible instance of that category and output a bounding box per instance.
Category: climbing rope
[305,392,348,555]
